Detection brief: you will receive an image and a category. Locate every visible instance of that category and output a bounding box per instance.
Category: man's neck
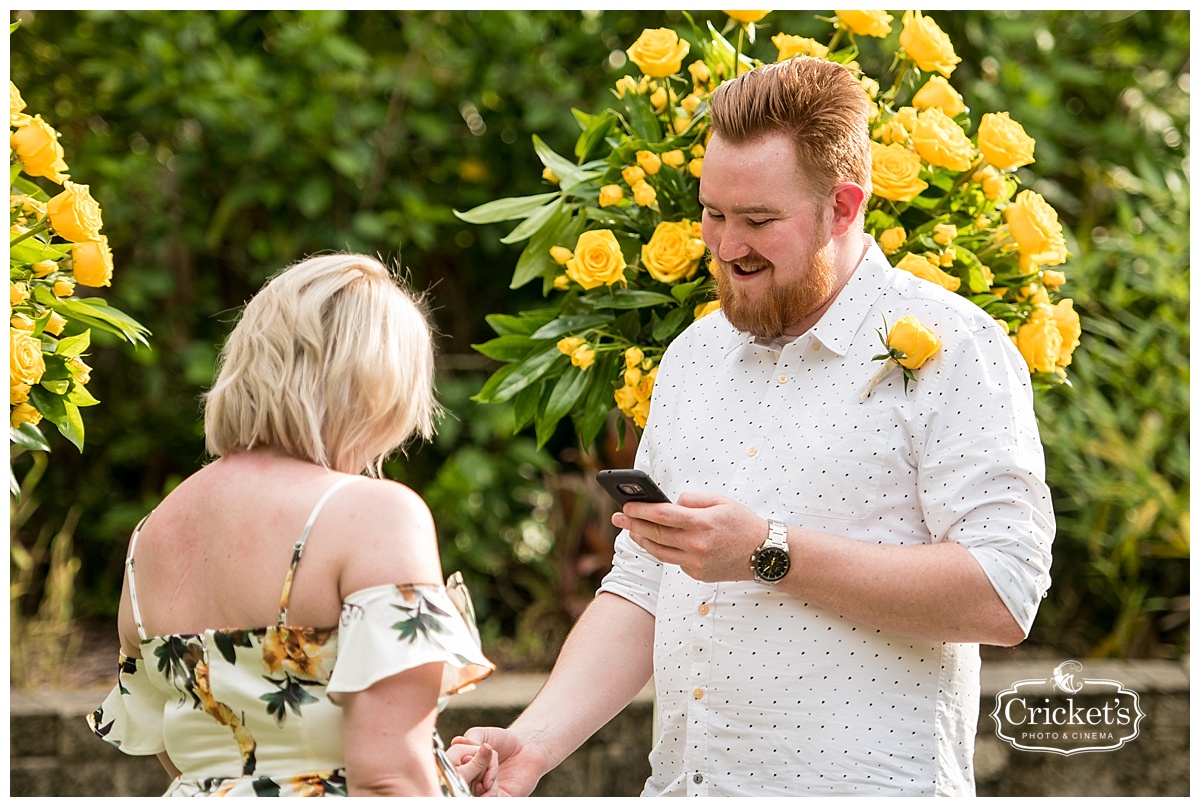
[782,233,871,337]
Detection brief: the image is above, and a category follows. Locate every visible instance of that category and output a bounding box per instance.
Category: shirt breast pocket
[775,414,909,520]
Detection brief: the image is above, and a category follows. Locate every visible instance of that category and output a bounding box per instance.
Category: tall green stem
[9,217,50,249]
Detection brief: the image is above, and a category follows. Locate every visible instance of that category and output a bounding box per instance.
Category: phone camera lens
[617,483,643,496]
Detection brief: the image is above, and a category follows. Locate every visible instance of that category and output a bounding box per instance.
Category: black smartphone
[596,469,672,506]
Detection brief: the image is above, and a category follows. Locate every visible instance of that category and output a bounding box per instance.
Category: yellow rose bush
[462,10,1079,451]
[9,75,149,463]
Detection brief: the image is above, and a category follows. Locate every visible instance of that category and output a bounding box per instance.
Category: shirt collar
[721,236,894,357]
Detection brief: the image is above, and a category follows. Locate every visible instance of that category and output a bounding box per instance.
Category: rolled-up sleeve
[917,326,1055,636]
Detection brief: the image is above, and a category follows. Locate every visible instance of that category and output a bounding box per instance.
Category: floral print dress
[87,476,495,797]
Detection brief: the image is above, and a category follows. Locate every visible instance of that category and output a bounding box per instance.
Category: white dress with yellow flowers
[87,476,494,797]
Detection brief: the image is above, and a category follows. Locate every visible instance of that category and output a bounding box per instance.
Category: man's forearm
[509,592,655,775]
[779,526,1025,645]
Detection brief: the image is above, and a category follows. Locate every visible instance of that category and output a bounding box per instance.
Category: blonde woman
[88,253,497,796]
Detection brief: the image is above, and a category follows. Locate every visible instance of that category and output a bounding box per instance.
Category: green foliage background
[9,10,1189,663]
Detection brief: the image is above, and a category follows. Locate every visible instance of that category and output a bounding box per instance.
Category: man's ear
[829,182,866,236]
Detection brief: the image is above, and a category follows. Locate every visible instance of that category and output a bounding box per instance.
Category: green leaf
[28,385,83,451]
[652,307,688,341]
[501,197,565,245]
[485,309,558,336]
[39,379,69,395]
[533,134,586,186]
[11,175,49,201]
[10,238,69,266]
[670,278,707,303]
[510,205,584,289]
[67,382,100,407]
[574,109,620,162]
[46,296,151,347]
[573,354,617,450]
[475,344,565,403]
[512,381,542,433]
[623,94,664,143]
[53,329,91,359]
[472,334,537,362]
[10,163,23,186]
[536,364,591,447]
[10,423,51,452]
[591,290,678,310]
[454,191,561,224]
[529,314,610,341]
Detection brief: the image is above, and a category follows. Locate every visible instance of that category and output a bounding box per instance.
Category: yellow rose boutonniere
[861,315,942,401]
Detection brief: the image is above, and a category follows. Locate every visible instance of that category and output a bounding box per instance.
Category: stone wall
[10,660,1187,797]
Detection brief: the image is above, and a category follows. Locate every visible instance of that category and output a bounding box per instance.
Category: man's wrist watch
[750,519,791,584]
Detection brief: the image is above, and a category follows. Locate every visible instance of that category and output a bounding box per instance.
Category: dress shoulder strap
[125,513,154,642]
[278,475,363,626]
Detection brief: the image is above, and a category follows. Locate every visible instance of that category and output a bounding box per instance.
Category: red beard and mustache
[711,243,837,340]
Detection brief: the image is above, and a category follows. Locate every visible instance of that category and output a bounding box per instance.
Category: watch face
[754,546,791,582]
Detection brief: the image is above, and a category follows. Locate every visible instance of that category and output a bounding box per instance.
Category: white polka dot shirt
[599,237,1055,796]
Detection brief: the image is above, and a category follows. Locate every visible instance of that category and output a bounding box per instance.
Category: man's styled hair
[204,253,439,477]
[708,57,872,203]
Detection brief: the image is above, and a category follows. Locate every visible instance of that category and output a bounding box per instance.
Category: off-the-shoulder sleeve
[86,653,168,755]
[326,583,495,705]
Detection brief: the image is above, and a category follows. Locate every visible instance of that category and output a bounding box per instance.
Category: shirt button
[778,373,788,384]
[747,446,758,457]
[811,341,821,352]
[693,774,704,785]
[698,603,709,616]
[692,688,704,699]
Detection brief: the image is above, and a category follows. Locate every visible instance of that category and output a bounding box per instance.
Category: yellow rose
[911,76,966,117]
[688,60,712,87]
[892,106,919,134]
[771,33,828,61]
[11,314,35,331]
[614,384,640,414]
[624,346,644,368]
[53,278,75,297]
[978,111,1036,171]
[650,86,669,110]
[632,181,657,207]
[661,149,686,168]
[879,227,907,255]
[614,75,640,98]
[888,315,942,370]
[557,336,586,357]
[553,274,570,291]
[599,184,625,207]
[1015,309,1063,374]
[571,345,596,371]
[1052,299,1081,367]
[636,150,662,176]
[642,220,707,284]
[624,365,643,387]
[900,10,961,77]
[31,260,57,278]
[72,236,114,287]
[688,158,704,178]
[622,165,646,186]
[896,252,961,292]
[11,115,70,184]
[1005,190,1067,269]
[632,398,652,428]
[835,9,893,38]
[1042,269,1067,290]
[725,10,771,24]
[870,142,928,203]
[11,402,42,429]
[10,81,29,126]
[933,223,958,245]
[859,76,880,100]
[912,108,975,172]
[874,119,909,146]
[672,116,691,136]
[11,381,31,405]
[68,357,91,386]
[11,328,46,386]
[565,229,627,290]
[47,181,104,244]
[43,311,67,337]
[549,245,574,266]
[635,366,658,400]
[626,28,690,79]
[974,164,1014,201]
[681,94,702,116]
[939,248,956,267]
[694,300,722,319]
[10,282,29,307]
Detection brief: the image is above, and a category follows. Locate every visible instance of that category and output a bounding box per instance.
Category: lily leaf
[454,191,561,224]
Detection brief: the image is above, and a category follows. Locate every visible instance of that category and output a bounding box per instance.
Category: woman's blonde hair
[203,253,438,476]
